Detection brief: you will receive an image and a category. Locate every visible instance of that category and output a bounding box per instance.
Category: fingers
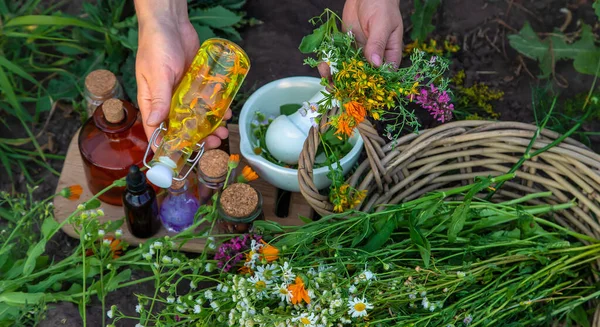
[137,66,176,140]
[383,25,404,68]
[203,126,229,150]
[364,19,394,67]
[223,108,232,121]
[317,62,335,92]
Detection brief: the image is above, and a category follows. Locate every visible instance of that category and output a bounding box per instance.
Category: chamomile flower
[107,309,113,318]
[190,280,197,289]
[248,275,268,298]
[348,285,357,294]
[194,304,201,314]
[358,269,375,282]
[347,297,374,318]
[293,312,317,326]
[97,229,105,237]
[135,304,142,313]
[280,262,296,283]
[274,283,292,303]
[321,50,338,75]
[167,296,175,304]
[255,264,277,283]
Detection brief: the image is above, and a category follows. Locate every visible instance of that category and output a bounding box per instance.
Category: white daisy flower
[190,280,197,289]
[358,270,376,282]
[210,301,220,311]
[273,283,292,303]
[349,285,357,294]
[194,304,201,314]
[247,275,268,298]
[135,304,142,313]
[167,296,175,303]
[293,312,317,326]
[347,297,374,318]
[153,241,163,249]
[176,306,185,313]
[250,239,263,252]
[321,50,338,75]
[255,264,277,283]
[161,256,172,264]
[107,309,113,318]
[115,229,123,238]
[103,239,112,246]
[97,230,105,237]
[280,262,295,283]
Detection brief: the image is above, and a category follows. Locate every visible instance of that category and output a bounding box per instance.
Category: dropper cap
[147,163,174,189]
[126,165,147,192]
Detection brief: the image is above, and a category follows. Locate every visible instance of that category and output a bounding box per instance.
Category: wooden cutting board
[53,124,313,252]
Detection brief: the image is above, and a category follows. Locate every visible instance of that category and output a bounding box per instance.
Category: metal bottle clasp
[143,122,205,181]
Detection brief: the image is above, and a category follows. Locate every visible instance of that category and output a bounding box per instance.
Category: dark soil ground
[1,0,599,326]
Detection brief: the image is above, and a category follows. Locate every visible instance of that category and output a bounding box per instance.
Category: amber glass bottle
[78,99,150,206]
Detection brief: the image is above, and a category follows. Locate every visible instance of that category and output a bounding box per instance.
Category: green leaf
[252,220,285,233]
[0,292,45,305]
[85,199,102,210]
[363,216,396,252]
[298,215,312,224]
[594,0,600,20]
[190,6,242,28]
[447,203,468,242]
[41,217,59,240]
[193,24,216,42]
[5,15,105,33]
[280,103,302,116]
[217,26,242,41]
[22,240,46,277]
[509,22,600,77]
[106,269,131,292]
[299,22,328,54]
[568,304,591,327]
[351,218,372,248]
[409,212,431,267]
[410,0,441,43]
[35,96,52,114]
[572,25,600,75]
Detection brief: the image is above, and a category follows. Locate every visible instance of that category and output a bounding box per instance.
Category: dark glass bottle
[78,98,150,206]
[123,165,160,238]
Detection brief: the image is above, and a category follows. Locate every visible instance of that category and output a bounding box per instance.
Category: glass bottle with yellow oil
[144,38,250,188]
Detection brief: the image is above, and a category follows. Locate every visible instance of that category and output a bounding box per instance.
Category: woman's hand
[135,0,230,149]
[318,0,404,78]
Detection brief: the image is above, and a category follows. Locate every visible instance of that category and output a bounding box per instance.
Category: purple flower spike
[415,84,454,123]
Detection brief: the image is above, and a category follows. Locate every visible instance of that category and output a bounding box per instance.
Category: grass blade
[5,15,105,33]
[0,55,41,88]
[0,66,47,162]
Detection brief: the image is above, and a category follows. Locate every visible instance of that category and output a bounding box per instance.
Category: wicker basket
[298,117,600,242]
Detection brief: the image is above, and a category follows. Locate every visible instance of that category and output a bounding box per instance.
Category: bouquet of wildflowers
[298,9,454,213]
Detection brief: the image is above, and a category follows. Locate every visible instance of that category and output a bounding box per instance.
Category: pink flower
[415,84,454,123]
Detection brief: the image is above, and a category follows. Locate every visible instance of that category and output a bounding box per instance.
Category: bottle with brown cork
[84,69,124,117]
[78,98,150,205]
[217,183,264,234]
[197,149,230,205]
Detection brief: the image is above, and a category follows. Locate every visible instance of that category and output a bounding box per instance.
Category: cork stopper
[85,70,118,97]
[102,99,125,123]
[198,149,229,178]
[220,183,258,218]
[171,175,186,190]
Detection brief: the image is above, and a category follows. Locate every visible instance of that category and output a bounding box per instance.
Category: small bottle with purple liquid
[159,179,200,232]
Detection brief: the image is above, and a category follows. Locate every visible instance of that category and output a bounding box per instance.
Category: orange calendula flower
[332,114,354,138]
[237,165,259,183]
[344,101,366,124]
[259,240,279,262]
[60,184,83,200]
[288,276,310,305]
[228,154,240,168]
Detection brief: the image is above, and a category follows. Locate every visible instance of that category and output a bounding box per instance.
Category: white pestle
[265,87,331,165]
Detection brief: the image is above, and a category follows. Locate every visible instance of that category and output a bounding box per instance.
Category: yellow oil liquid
[153,38,250,174]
